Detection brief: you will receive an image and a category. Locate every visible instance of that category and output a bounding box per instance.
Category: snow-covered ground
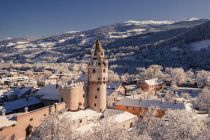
[125,20,175,25]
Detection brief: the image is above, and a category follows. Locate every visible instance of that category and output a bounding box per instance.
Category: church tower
[88,40,108,112]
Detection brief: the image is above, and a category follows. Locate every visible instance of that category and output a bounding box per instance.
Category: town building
[115,98,185,117]
[138,78,164,92]
[107,83,126,108]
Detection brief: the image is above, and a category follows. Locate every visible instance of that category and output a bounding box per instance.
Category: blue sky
[0,0,210,40]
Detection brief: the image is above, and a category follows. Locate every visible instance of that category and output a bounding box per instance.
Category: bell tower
[88,40,108,112]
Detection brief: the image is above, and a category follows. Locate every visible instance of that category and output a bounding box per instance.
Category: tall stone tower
[88,40,108,112]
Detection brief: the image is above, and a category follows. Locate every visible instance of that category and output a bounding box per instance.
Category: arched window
[26,125,33,137]
[98,62,101,65]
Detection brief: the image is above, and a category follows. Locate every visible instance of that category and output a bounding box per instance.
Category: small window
[97,87,100,91]
[94,103,96,107]
[101,53,103,55]
[61,98,64,102]
[12,124,16,127]
[95,95,97,99]
[126,106,128,109]
[100,109,102,112]
[103,69,106,72]
[98,62,101,65]
[83,94,85,98]
[30,118,33,121]
[123,125,125,127]
[80,119,82,123]
[103,77,106,80]
[44,114,47,117]
[93,69,96,73]
[98,77,100,80]
[94,52,97,56]
[88,62,91,65]
[103,81,106,84]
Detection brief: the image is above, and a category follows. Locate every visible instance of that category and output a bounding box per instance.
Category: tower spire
[91,39,105,58]
[95,40,104,52]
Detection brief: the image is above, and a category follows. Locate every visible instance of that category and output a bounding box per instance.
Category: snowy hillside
[0,19,209,73]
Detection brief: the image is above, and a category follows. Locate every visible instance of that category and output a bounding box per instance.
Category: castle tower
[88,40,108,112]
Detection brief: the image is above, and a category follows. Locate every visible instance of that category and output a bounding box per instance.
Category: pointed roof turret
[95,40,104,52]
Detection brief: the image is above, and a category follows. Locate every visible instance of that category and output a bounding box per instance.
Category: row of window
[92,69,106,73]
[94,52,104,56]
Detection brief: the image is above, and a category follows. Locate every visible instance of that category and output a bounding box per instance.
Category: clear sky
[0,0,210,40]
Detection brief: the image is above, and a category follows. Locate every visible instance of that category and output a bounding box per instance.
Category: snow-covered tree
[138,110,210,140]
[145,65,163,79]
[196,70,210,88]
[29,112,73,140]
[196,87,210,112]
[166,68,186,85]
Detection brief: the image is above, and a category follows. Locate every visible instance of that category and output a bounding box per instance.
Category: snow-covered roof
[107,83,122,95]
[36,84,60,100]
[112,111,137,124]
[61,109,102,121]
[116,98,185,110]
[0,116,17,129]
[4,97,41,113]
[145,78,163,86]
[8,87,32,98]
[77,74,88,82]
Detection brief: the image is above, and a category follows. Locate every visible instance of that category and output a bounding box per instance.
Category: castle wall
[0,102,65,140]
[59,82,87,111]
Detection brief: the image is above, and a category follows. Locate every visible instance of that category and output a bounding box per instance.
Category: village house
[44,74,59,85]
[107,83,126,108]
[138,78,164,92]
[115,98,185,117]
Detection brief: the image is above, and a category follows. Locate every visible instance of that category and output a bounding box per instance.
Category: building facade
[59,40,108,113]
[88,40,108,112]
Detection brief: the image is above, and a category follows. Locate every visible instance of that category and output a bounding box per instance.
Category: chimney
[24,107,28,112]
